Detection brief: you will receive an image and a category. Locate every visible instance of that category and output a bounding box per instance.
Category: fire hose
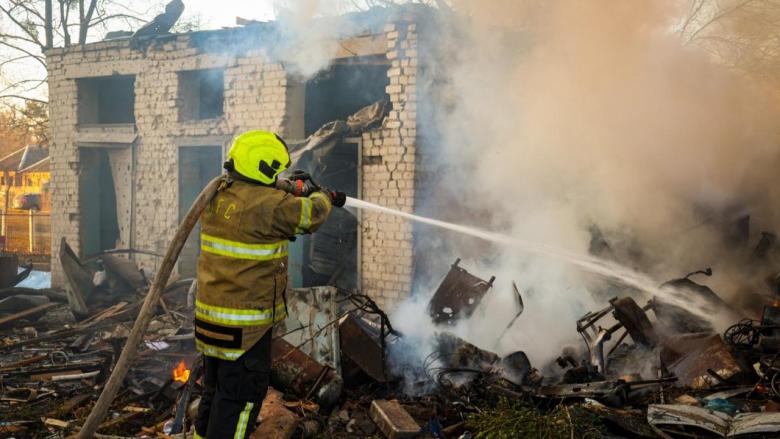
[77,176,222,439]
[77,172,341,438]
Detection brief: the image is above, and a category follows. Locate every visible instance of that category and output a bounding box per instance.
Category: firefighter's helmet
[227,130,291,185]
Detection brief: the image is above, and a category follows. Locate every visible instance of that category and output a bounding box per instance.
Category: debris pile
[5,244,780,438]
[1,240,197,437]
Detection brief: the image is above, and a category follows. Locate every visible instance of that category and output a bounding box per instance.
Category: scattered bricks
[251,388,299,439]
[369,399,420,439]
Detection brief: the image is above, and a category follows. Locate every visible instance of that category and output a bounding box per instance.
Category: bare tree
[350,0,453,14]
[679,0,780,83]
[0,0,172,104]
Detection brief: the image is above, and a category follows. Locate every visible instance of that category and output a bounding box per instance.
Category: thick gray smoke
[269,0,780,379]
[271,0,362,76]
[391,0,780,373]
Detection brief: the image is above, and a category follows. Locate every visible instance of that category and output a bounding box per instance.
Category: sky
[181,0,276,29]
[1,0,378,101]
[0,1,284,102]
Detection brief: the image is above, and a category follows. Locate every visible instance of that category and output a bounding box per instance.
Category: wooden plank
[42,418,71,429]
[30,369,83,381]
[75,301,128,328]
[0,354,47,372]
[59,394,91,413]
[334,34,387,59]
[96,411,142,431]
[0,302,57,328]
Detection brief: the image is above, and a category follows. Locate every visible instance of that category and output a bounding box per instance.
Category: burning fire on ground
[173,360,191,383]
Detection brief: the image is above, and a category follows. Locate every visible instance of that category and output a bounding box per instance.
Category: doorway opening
[300,138,361,291]
[79,148,120,256]
[288,57,388,290]
[178,145,222,276]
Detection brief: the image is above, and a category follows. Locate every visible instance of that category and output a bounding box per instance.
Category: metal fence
[0,210,51,257]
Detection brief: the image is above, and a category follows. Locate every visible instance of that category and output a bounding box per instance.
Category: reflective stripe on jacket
[195,177,332,360]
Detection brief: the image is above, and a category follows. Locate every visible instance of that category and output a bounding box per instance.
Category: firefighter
[193,130,345,438]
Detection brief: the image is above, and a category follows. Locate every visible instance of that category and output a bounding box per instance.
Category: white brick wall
[360,19,419,310]
[47,17,422,311]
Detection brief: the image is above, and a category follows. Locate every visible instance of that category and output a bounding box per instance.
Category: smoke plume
[269,0,780,379]
[393,0,780,374]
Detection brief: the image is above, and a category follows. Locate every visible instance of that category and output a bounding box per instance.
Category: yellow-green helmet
[227,130,291,184]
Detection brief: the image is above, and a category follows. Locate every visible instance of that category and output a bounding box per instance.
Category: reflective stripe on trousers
[195,300,287,327]
[200,233,288,261]
[196,339,244,361]
[234,402,255,439]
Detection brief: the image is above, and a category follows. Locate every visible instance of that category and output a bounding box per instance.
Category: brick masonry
[360,20,418,309]
[46,13,424,311]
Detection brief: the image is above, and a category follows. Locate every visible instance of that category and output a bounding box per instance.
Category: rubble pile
[0,240,198,437]
[5,244,780,438]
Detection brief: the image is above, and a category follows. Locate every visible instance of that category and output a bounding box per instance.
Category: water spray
[344,196,716,321]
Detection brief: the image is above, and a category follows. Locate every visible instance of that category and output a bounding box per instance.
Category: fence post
[28,209,34,254]
[1,185,8,239]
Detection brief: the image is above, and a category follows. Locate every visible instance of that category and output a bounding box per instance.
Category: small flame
[173,360,191,383]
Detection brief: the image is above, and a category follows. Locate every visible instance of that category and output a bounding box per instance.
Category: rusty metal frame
[576,297,655,374]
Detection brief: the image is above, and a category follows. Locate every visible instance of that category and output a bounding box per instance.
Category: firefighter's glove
[277,178,317,197]
[288,170,319,197]
[296,180,318,197]
[327,190,347,208]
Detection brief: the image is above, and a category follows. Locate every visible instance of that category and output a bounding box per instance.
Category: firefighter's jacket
[195,177,332,360]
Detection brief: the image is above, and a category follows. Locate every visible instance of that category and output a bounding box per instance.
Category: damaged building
[7,3,780,437]
[45,7,442,310]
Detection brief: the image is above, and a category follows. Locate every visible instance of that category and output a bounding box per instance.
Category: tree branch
[0,95,48,105]
[0,79,47,95]
[680,0,706,37]
[80,0,98,44]
[45,0,53,49]
[688,0,760,43]
[0,41,47,68]
[89,13,146,28]
[11,1,48,24]
[0,33,41,46]
[101,0,157,16]
[0,4,45,50]
[0,55,33,69]
[59,0,71,46]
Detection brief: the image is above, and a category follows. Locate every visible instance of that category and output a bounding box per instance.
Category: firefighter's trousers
[194,330,272,439]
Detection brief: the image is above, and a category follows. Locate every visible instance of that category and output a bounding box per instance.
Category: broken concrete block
[369,399,419,439]
[251,388,298,439]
